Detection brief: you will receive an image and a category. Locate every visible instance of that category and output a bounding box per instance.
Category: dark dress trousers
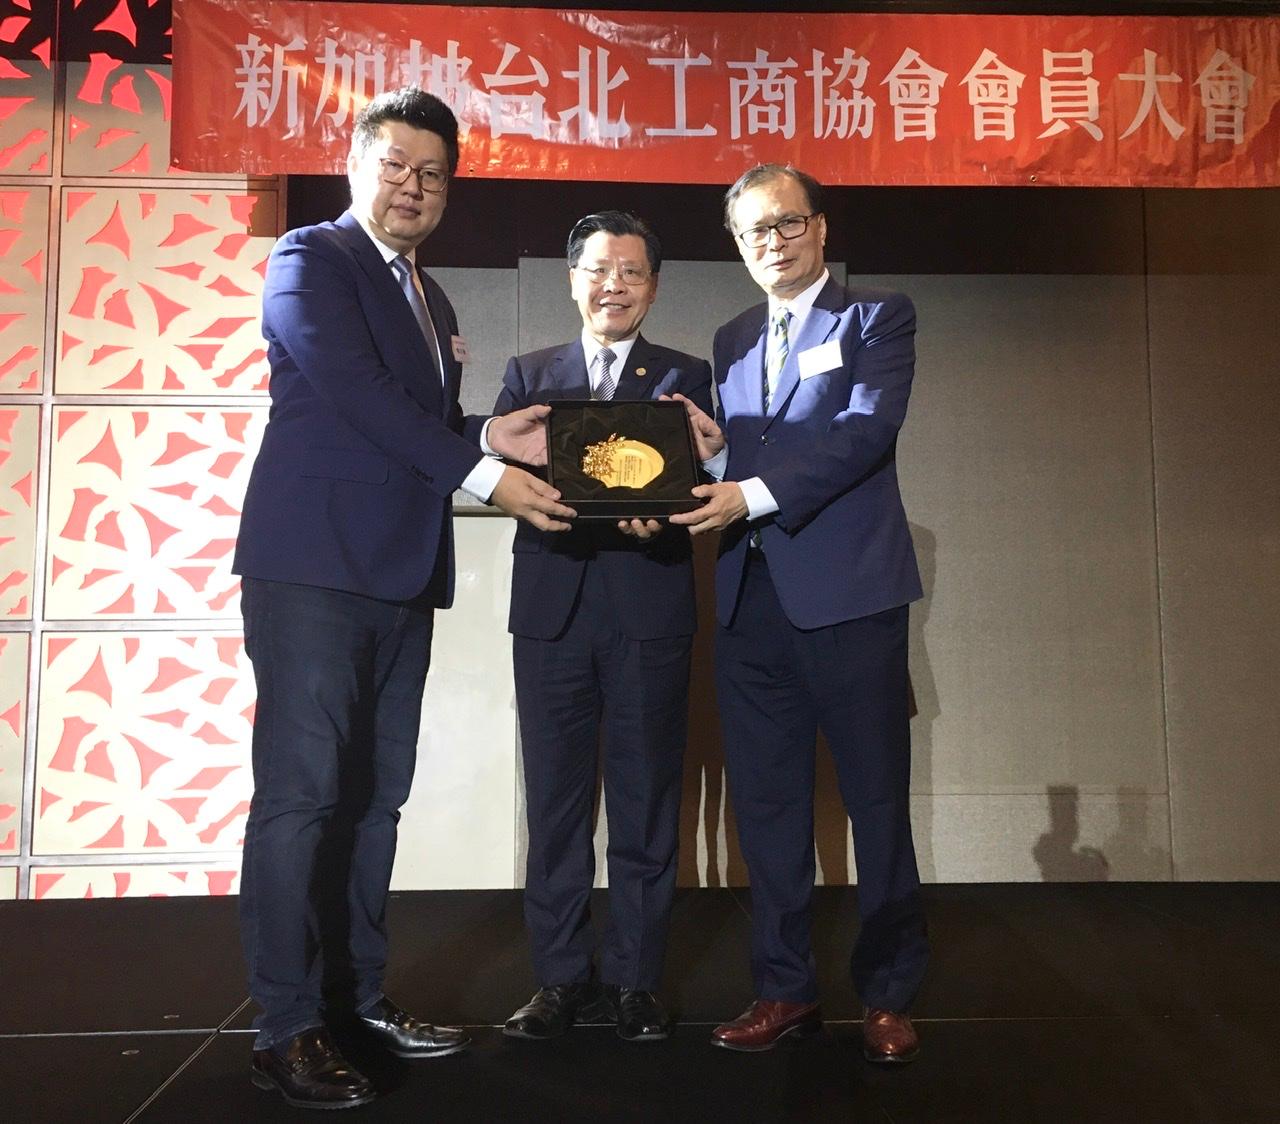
[713,277,929,1013]
[233,211,488,1048]
[495,336,712,988]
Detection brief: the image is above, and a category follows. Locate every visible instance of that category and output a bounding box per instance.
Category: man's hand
[663,393,725,461]
[488,404,551,465]
[668,482,747,536]
[616,517,663,541]
[490,466,575,531]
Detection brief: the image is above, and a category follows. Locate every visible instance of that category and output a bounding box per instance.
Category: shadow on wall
[678,536,745,887]
[906,522,938,883]
[1034,784,1111,881]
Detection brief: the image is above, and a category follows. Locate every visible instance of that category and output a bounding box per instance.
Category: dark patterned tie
[595,346,617,401]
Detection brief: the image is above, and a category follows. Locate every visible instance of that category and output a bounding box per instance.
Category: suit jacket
[494,335,713,640]
[714,276,922,630]
[233,210,486,606]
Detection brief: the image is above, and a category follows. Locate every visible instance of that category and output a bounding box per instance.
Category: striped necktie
[764,307,790,412]
[391,254,441,381]
[594,346,617,401]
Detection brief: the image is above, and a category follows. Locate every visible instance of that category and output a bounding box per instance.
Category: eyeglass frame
[572,263,654,287]
[734,213,820,249]
[376,156,450,195]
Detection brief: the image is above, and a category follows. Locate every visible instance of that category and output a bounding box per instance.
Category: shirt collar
[581,330,637,372]
[357,215,416,269]
[768,268,830,331]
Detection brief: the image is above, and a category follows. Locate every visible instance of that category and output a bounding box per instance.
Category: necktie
[764,308,790,413]
[391,255,441,382]
[594,346,617,401]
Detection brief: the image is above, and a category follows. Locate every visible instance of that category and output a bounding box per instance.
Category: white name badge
[451,335,470,363]
[798,339,842,379]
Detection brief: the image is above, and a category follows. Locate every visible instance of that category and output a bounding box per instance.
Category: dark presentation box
[545,400,703,520]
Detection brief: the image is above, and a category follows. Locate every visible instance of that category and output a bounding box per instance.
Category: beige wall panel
[391,515,519,890]
[430,266,518,509]
[34,632,253,855]
[1146,192,1280,881]
[0,187,47,393]
[0,406,37,618]
[45,406,266,619]
[0,632,27,854]
[0,866,14,899]
[31,864,241,899]
[879,274,1167,798]
[56,188,275,394]
[0,60,53,175]
[913,790,1172,883]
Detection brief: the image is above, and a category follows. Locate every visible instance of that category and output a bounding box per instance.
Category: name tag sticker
[451,335,470,363]
[798,340,841,379]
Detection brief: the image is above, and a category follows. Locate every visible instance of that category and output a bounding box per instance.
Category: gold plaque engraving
[581,433,665,488]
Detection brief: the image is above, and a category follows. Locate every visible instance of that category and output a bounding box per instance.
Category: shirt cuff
[460,455,505,503]
[703,447,729,481]
[738,476,779,522]
[478,415,498,457]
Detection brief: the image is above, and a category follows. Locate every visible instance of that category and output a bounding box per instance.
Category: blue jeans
[238,577,434,1049]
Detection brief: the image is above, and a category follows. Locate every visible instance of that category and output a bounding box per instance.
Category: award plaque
[545,400,703,519]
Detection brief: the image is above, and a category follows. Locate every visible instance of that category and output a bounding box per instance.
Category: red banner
[171,1,1280,187]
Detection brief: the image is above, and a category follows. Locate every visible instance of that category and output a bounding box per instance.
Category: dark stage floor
[1,884,1278,1122]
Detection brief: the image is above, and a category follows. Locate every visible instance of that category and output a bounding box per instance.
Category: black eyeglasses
[735,213,819,249]
[377,157,449,195]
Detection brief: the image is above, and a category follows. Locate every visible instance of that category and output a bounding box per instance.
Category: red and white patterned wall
[1,8,279,899]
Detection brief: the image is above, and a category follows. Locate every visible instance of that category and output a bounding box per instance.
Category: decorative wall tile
[0,865,14,898]
[31,864,241,899]
[0,58,53,175]
[34,631,253,855]
[0,188,47,393]
[0,406,38,617]
[0,631,26,855]
[56,188,275,394]
[45,406,265,618]
[63,61,197,178]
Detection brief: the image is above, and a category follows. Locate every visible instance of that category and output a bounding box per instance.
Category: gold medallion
[581,432,665,488]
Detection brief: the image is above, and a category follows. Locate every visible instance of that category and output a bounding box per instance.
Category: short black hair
[351,87,460,175]
[566,210,663,273]
[722,164,824,233]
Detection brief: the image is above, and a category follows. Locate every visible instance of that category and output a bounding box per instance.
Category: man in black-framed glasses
[234,86,574,1110]
[671,162,928,1065]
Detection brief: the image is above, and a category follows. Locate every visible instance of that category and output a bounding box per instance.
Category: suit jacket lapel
[334,211,444,414]
[612,335,660,401]
[417,264,452,405]
[768,277,842,424]
[553,340,592,397]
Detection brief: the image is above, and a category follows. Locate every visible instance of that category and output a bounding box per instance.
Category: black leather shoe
[250,1026,376,1110]
[503,983,597,1039]
[354,996,470,1058]
[605,986,672,1042]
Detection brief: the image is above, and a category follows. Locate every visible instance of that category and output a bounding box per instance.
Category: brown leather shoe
[862,1007,919,1064]
[711,999,822,1052]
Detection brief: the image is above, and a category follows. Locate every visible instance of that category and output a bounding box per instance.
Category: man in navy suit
[496,212,712,1043]
[671,164,928,1063]
[233,87,574,1109]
